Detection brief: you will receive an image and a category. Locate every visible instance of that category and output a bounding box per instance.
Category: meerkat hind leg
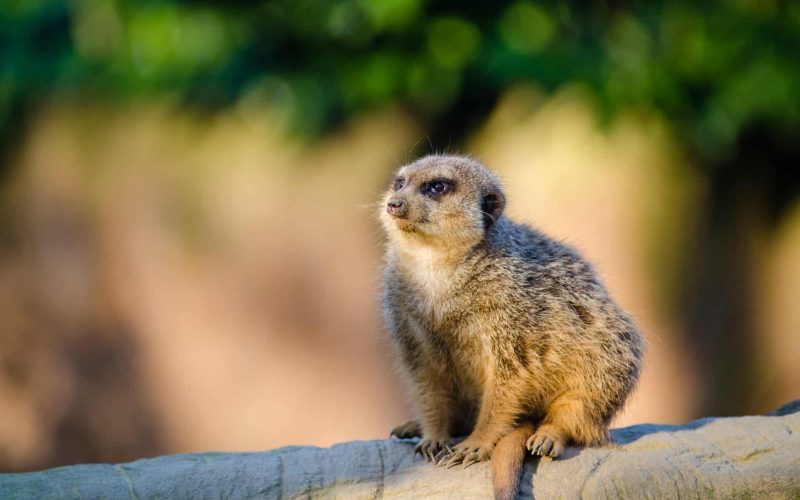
[390,419,422,439]
[528,392,606,459]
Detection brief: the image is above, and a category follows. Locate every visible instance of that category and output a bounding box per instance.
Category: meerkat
[379,155,644,499]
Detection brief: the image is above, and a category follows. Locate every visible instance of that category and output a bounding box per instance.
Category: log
[2,401,799,499]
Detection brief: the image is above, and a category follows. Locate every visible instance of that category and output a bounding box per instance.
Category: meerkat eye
[393,178,405,191]
[423,179,453,197]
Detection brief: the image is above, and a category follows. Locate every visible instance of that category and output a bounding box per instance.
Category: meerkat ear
[481,191,505,227]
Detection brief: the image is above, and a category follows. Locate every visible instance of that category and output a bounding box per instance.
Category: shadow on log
[1,401,799,499]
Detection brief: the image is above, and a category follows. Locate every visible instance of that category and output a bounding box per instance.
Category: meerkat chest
[403,310,492,394]
[403,249,461,317]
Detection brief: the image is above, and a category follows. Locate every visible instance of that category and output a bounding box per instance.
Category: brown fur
[381,155,644,499]
[492,421,534,500]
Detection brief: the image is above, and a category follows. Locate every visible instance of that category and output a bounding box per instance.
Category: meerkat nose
[387,198,407,218]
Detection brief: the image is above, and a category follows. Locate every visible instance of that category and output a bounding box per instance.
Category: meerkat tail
[492,422,535,500]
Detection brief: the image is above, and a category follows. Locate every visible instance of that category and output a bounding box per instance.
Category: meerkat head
[379,155,506,247]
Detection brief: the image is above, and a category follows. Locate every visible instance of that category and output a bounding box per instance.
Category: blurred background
[1,0,799,472]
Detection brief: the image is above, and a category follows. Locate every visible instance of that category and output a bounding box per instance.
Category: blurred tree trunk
[680,124,800,416]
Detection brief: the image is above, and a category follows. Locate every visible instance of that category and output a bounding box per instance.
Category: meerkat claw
[413,441,425,460]
[435,447,456,466]
[441,450,466,468]
[537,438,553,456]
[414,438,449,463]
[526,434,544,455]
[527,432,564,459]
[433,447,451,463]
[390,420,422,439]
[461,452,482,469]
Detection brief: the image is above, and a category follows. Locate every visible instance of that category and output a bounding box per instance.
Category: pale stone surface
[2,401,799,499]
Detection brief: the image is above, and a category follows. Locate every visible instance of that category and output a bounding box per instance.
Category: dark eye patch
[421,178,454,197]
[393,177,405,191]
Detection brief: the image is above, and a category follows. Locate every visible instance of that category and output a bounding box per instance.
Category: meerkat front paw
[413,437,452,463]
[390,419,423,439]
[437,437,492,469]
[526,428,565,459]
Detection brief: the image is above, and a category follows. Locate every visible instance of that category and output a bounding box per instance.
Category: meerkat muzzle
[386,198,408,218]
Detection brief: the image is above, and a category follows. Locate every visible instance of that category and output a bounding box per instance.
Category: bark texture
[2,401,799,499]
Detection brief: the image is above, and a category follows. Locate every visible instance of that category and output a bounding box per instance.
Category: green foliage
[1,0,799,160]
